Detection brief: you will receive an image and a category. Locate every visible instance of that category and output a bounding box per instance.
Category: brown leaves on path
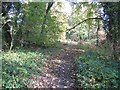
[29,42,84,88]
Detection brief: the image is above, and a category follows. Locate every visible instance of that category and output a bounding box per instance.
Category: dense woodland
[1,0,120,89]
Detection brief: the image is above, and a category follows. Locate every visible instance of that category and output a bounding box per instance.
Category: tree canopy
[2,1,120,58]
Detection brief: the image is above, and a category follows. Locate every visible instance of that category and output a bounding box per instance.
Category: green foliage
[39,13,62,47]
[2,49,48,88]
[76,49,118,89]
[1,47,62,88]
[23,2,64,47]
[23,2,46,44]
[67,2,101,41]
[101,2,120,60]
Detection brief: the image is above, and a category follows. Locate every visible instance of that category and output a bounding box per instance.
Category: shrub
[2,49,47,88]
[76,49,119,89]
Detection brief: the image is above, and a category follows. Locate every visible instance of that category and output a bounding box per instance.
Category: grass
[1,47,61,88]
[76,44,119,89]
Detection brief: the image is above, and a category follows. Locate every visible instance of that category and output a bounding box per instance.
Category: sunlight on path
[29,42,84,88]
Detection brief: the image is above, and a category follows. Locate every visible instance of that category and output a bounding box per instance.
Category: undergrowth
[1,47,61,88]
[76,46,119,89]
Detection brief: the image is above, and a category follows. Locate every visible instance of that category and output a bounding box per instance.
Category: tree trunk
[41,2,54,34]
[96,19,99,46]
[113,33,117,60]
[9,24,14,51]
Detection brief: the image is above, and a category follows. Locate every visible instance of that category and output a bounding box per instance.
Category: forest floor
[2,41,118,88]
[30,41,84,88]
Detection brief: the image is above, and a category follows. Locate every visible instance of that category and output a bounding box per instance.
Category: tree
[67,2,102,41]
[23,2,66,47]
[101,2,120,60]
[2,2,23,50]
[41,2,54,34]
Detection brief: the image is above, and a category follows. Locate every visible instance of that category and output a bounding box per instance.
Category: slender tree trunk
[41,15,47,34]
[96,20,99,46]
[113,33,117,60]
[40,2,54,46]
[10,38,13,51]
[113,10,119,60]
[41,2,54,34]
[9,24,13,51]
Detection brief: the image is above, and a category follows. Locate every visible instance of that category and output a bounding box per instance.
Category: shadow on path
[30,42,84,88]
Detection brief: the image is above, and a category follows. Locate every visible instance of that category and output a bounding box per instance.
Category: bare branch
[67,17,103,31]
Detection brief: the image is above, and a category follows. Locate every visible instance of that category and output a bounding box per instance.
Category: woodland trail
[30,42,84,88]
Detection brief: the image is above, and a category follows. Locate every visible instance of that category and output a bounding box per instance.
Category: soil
[29,42,84,88]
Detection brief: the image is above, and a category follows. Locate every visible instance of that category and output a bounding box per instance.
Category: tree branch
[67,17,103,31]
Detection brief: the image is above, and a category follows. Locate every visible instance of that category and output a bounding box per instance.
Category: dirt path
[30,43,84,88]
